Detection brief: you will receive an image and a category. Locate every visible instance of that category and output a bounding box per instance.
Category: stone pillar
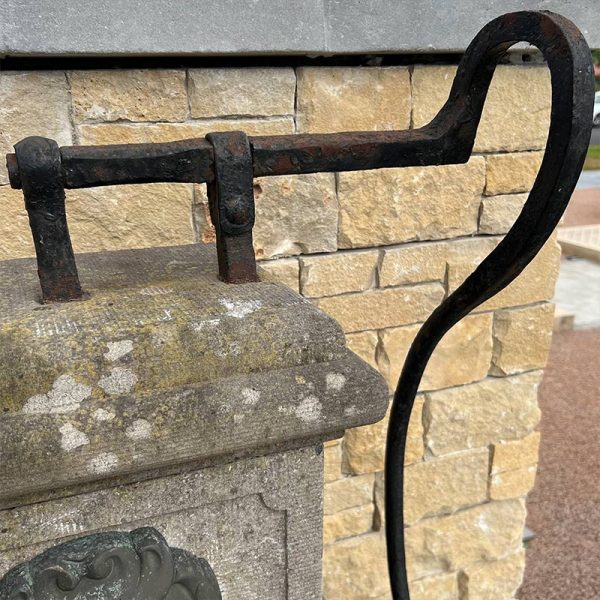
[0,244,388,599]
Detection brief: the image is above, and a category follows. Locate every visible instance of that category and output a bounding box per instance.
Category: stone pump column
[0,243,388,599]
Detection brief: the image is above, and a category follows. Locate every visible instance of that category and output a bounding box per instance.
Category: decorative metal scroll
[4,10,594,600]
[0,527,222,600]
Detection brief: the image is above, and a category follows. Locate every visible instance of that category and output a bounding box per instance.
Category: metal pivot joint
[3,10,595,600]
[206,131,258,283]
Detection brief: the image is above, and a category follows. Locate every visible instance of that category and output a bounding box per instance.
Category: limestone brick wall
[0,63,555,599]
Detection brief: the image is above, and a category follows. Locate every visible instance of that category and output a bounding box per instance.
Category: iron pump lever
[5,10,594,600]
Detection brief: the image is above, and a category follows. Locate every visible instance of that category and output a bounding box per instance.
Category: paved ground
[553,258,600,329]
[518,328,600,600]
[518,180,599,598]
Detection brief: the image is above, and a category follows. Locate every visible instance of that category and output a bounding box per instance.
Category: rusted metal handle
[384,10,594,600]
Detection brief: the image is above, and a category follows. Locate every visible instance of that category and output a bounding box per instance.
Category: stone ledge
[1,1,598,56]
[0,244,388,508]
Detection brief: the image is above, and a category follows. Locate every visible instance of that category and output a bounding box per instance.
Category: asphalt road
[591,126,600,146]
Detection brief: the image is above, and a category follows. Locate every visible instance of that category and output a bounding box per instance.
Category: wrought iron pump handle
[4,10,594,600]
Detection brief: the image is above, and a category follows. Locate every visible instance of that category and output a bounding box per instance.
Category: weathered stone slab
[0,244,388,507]
[0,446,324,600]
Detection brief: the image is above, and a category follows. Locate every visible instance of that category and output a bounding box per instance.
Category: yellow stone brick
[410,572,459,600]
[446,236,561,311]
[404,499,526,580]
[194,173,338,259]
[70,70,188,123]
[78,118,294,144]
[323,504,374,545]
[189,68,296,118]
[491,304,554,375]
[66,183,194,253]
[492,431,541,474]
[485,152,544,196]
[490,465,537,501]
[323,533,389,599]
[345,398,423,477]
[346,331,379,370]
[324,473,374,515]
[423,372,542,456]
[324,443,343,483]
[479,194,527,235]
[379,241,448,288]
[257,258,300,292]
[0,186,35,260]
[252,174,337,259]
[316,284,445,333]
[297,66,411,133]
[412,65,551,152]
[300,251,378,298]
[374,448,489,528]
[378,314,493,392]
[0,71,73,184]
[490,432,540,501]
[403,449,490,525]
[462,549,526,600]
[338,158,484,249]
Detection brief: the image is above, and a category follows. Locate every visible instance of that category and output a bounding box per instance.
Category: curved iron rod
[385,10,594,600]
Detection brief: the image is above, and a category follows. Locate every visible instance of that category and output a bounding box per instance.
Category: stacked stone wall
[0,62,554,599]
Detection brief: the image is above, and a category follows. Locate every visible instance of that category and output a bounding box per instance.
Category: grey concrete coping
[1,1,598,57]
[0,245,388,508]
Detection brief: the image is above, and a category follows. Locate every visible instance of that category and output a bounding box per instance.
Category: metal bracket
[3,10,595,600]
[206,131,258,283]
[13,137,83,303]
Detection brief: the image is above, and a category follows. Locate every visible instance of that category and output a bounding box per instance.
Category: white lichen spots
[34,317,80,338]
[295,395,322,423]
[93,408,116,422]
[87,452,119,475]
[59,423,90,452]
[160,309,174,322]
[219,298,262,319]
[98,367,138,396]
[125,419,152,440]
[23,375,92,414]
[326,373,346,392]
[104,340,134,362]
[344,405,358,417]
[241,388,261,406]
[191,318,221,332]
[139,286,173,296]
[233,414,245,425]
